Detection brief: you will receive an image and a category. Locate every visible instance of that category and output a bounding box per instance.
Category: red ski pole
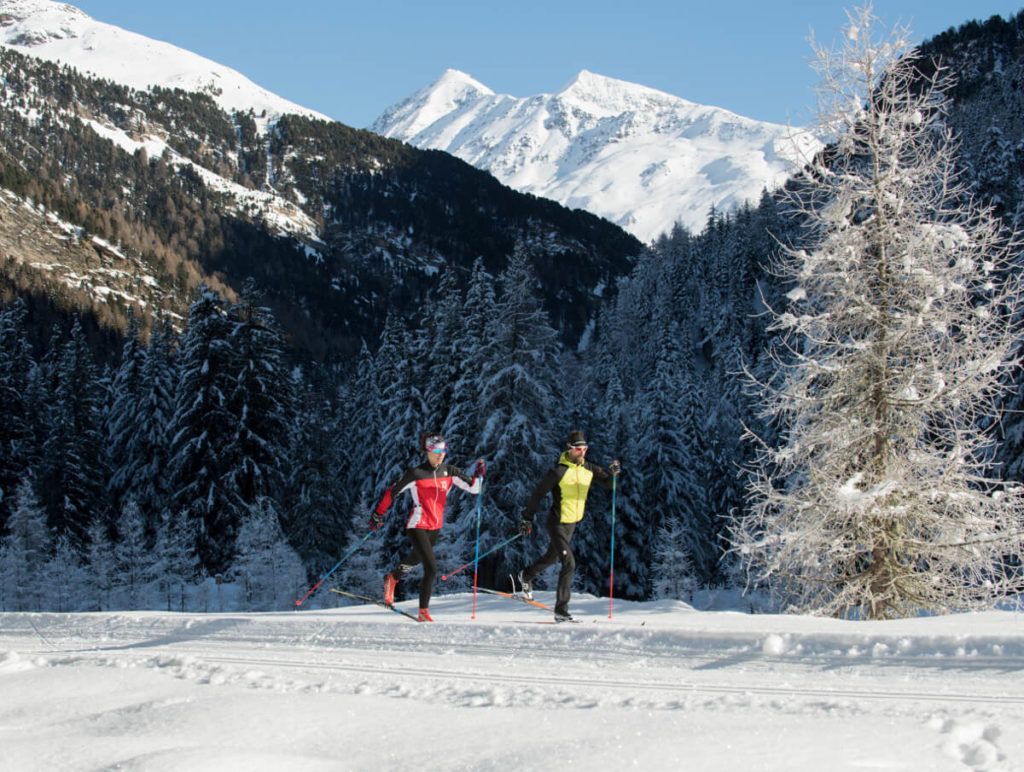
[472,475,484,619]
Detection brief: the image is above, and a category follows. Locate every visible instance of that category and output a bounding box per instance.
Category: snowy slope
[2,593,1022,771]
[0,0,326,247]
[372,69,822,243]
[0,0,328,122]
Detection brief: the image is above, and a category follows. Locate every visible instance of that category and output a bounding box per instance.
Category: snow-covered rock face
[373,69,822,242]
[0,0,327,122]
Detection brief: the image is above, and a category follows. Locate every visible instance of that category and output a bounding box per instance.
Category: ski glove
[474,458,486,479]
[370,512,385,532]
[518,519,532,537]
[608,460,621,476]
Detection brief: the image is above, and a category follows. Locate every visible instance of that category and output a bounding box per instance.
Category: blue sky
[73,1,1021,129]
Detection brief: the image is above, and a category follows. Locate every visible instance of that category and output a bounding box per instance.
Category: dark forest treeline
[0,250,690,611]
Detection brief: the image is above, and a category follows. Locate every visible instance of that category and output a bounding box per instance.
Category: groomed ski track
[4,591,1023,712]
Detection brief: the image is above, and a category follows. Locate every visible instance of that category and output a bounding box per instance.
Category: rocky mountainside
[372,69,821,242]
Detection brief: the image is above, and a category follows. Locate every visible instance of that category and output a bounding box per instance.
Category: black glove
[474,458,486,478]
[609,460,621,476]
[369,512,385,532]
[519,519,532,537]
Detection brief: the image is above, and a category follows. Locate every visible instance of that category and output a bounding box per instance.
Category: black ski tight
[523,516,577,616]
[394,528,440,609]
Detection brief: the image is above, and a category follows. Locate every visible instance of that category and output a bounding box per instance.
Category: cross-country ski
[475,586,553,612]
[330,588,422,622]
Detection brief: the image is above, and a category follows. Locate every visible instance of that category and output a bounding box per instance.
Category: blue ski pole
[296,530,374,607]
[442,533,522,580]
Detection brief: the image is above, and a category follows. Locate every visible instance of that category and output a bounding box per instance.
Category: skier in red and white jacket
[371,431,484,621]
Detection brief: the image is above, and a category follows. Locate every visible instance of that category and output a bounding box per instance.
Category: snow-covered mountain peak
[373,70,821,242]
[554,69,692,113]
[0,0,327,121]
[432,68,495,97]
[372,68,497,141]
[557,68,620,97]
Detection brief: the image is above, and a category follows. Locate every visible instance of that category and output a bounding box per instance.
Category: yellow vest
[558,452,594,523]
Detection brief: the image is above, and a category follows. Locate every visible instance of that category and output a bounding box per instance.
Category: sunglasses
[427,446,448,454]
[569,443,588,450]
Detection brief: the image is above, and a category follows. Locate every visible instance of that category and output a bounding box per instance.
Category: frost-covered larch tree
[733,5,1024,619]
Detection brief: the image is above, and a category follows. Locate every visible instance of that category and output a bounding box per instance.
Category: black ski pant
[393,528,440,610]
[522,514,577,616]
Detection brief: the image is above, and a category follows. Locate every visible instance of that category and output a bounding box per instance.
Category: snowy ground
[3,591,1024,771]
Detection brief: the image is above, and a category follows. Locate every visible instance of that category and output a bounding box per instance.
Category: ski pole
[295,530,374,607]
[472,475,484,620]
[441,533,521,580]
[608,464,618,619]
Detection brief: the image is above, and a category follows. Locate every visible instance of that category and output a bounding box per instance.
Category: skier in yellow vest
[516,430,620,622]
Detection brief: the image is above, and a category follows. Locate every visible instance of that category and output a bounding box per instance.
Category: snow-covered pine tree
[623,319,704,599]
[234,498,306,610]
[733,6,1024,619]
[378,323,428,480]
[114,498,152,609]
[0,479,51,611]
[153,507,198,612]
[168,287,237,573]
[475,247,561,575]
[367,314,425,569]
[283,390,347,576]
[0,300,36,532]
[47,532,84,612]
[84,517,117,611]
[651,517,697,601]
[420,266,465,428]
[38,316,107,549]
[224,283,296,520]
[105,311,146,521]
[345,341,385,508]
[108,314,177,536]
[440,259,501,584]
[445,258,495,457]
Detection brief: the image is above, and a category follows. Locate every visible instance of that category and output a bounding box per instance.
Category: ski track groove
[44,646,1024,709]
[11,627,1022,710]
[9,623,1024,674]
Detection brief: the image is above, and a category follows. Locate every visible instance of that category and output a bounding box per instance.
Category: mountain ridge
[372,69,821,242]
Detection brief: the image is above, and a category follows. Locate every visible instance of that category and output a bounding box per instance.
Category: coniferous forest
[3,11,1024,614]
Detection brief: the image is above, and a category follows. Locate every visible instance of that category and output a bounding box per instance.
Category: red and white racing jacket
[374,461,481,530]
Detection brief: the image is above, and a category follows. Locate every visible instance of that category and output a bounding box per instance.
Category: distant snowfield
[3,592,1024,771]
